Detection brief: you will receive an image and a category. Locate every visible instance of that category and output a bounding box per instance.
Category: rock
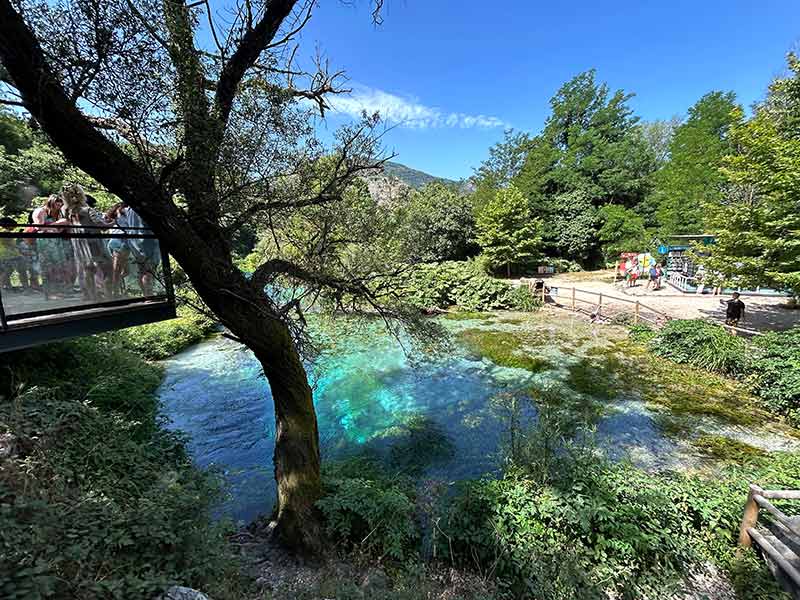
[158,586,210,600]
[0,433,17,459]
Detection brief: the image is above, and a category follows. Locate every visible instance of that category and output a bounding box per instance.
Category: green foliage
[547,190,598,263]
[627,323,656,344]
[510,69,656,265]
[747,327,800,424]
[444,460,695,598]
[646,319,748,375]
[442,399,800,600]
[318,473,419,561]
[112,307,217,361]
[652,91,740,235]
[475,185,543,275]
[506,285,543,312]
[469,130,532,212]
[597,204,649,261]
[394,182,476,262]
[0,337,247,600]
[400,260,517,311]
[702,54,800,297]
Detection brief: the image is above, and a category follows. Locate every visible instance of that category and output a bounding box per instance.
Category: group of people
[621,257,664,290]
[0,183,160,303]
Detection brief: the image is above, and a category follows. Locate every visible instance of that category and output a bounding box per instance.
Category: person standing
[724,292,746,328]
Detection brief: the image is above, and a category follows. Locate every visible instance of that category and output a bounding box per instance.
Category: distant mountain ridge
[364,161,471,205]
[381,161,459,190]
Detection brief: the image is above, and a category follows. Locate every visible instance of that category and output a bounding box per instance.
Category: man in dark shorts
[724,292,745,326]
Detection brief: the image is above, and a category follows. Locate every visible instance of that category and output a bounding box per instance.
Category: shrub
[444,462,695,598]
[400,260,517,311]
[647,319,748,375]
[747,327,800,424]
[506,285,543,312]
[0,337,246,600]
[112,307,217,360]
[317,475,419,561]
[628,323,656,344]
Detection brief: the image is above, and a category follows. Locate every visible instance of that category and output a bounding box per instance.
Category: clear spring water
[158,319,540,523]
[157,314,797,524]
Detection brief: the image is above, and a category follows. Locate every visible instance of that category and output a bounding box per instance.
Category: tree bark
[175,264,324,554]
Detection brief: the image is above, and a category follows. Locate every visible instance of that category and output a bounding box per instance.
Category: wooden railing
[524,282,671,326]
[523,280,763,336]
[739,485,800,595]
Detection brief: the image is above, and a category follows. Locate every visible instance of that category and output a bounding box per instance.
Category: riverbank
[0,316,245,599]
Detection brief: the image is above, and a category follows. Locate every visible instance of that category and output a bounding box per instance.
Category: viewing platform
[0,224,176,352]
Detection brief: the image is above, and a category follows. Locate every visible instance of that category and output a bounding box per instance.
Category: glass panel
[1,228,167,320]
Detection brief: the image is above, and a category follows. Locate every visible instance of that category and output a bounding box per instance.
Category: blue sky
[294,1,799,180]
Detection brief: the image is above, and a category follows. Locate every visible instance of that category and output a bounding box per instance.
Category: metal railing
[0,223,174,333]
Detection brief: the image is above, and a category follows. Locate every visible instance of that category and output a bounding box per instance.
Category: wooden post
[739,484,764,548]
[541,283,546,303]
[598,293,603,316]
[571,287,576,311]
[634,301,640,324]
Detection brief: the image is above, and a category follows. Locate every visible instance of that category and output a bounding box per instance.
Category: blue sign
[657,245,668,255]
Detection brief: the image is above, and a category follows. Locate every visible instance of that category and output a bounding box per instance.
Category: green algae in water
[693,435,767,464]
[443,311,496,322]
[458,328,553,373]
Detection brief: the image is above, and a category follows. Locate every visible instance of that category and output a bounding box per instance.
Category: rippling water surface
[158,314,798,523]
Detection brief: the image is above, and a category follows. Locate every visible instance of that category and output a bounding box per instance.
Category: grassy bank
[0,315,244,599]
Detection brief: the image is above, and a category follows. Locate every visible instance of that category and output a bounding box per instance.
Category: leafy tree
[0,107,32,154]
[0,0,405,553]
[702,54,800,298]
[652,91,740,235]
[637,117,681,169]
[515,70,655,208]
[512,70,656,264]
[395,181,476,262]
[597,204,649,262]
[470,130,531,212]
[475,185,542,276]
[548,190,598,263]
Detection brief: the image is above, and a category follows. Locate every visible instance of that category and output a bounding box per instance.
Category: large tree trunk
[188,272,323,553]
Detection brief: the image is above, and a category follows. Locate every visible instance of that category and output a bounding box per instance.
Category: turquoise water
[158,321,537,523]
[158,314,800,524]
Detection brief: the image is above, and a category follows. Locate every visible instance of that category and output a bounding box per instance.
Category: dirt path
[523,270,800,333]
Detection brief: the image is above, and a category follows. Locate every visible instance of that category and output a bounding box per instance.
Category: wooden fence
[523,280,763,336]
[739,485,800,598]
[524,281,671,326]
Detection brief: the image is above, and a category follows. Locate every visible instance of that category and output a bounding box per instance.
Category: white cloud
[327,84,508,130]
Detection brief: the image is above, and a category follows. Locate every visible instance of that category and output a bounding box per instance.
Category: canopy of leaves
[652,91,740,236]
[702,55,800,296]
[393,181,477,262]
[514,70,656,208]
[597,204,649,261]
[475,185,543,275]
[469,130,532,212]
